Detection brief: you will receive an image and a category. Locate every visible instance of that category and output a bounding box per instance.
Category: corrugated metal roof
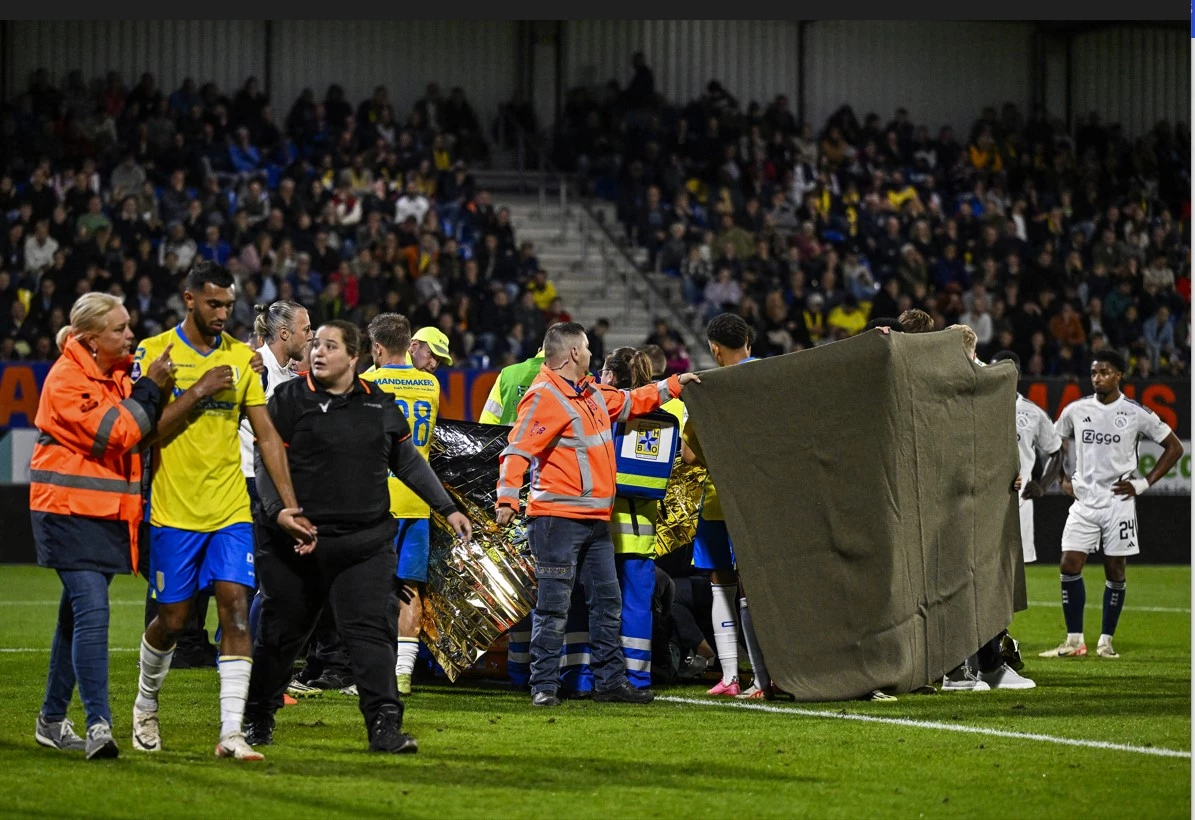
[1071,26,1191,137]
[270,21,517,131]
[804,21,1033,135]
[565,20,800,109]
[7,20,265,100]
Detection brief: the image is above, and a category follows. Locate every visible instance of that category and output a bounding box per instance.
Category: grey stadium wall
[5,21,1187,141]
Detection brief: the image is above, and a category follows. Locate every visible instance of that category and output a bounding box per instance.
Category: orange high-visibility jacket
[29,336,155,570]
[497,365,682,521]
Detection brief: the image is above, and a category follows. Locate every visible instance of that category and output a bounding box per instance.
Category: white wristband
[1129,478,1150,496]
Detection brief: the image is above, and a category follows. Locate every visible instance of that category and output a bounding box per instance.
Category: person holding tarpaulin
[494,322,700,707]
[243,320,472,754]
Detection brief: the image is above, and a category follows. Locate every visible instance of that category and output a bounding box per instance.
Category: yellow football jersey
[360,364,441,519]
[134,326,265,532]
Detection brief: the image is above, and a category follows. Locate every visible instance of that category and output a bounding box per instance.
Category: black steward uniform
[246,374,457,736]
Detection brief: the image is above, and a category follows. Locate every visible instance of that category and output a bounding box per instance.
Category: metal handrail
[564,180,711,368]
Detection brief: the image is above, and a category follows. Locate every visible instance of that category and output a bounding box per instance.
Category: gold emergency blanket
[653,459,707,556]
[423,420,535,681]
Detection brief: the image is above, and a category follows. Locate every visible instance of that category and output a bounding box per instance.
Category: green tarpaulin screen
[683,330,1025,701]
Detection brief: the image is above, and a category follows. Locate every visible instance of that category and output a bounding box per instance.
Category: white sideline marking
[659,696,1191,759]
[1026,600,1189,614]
[0,648,138,653]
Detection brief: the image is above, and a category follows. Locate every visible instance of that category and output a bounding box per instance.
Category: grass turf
[0,564,1188,819]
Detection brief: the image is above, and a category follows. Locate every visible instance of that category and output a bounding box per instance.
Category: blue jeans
[528,517,627,695]
[42,570,114,728]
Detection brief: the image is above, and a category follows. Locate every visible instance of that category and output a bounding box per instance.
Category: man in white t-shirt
[239,301,311,647]
[238,301,311,487]
[1039,350,1184,660]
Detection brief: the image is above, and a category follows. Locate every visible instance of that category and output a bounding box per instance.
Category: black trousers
[246,523,400,731]
[300,606,354,682]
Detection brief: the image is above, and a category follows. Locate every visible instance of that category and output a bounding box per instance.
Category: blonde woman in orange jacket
[29,293,178,759]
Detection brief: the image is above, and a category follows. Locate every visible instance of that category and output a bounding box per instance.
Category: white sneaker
[979,664,1036,690]
[215,731,264,761]
[131,703,160,752]
[1039,638,1087,658]
[941,665,991,692]
[85,720,120,760]
[1097,639,1120,659]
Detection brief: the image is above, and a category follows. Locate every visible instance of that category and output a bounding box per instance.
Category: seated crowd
[554,55,1191,378]
[0,70,573,369]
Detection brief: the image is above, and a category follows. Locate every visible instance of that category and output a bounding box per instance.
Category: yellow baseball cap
[412,326,453,366]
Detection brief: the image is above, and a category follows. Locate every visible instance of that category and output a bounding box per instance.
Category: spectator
[394,178,430,226]
[528,269,558,312]
[197,225,231,266]
[1143,306,1175,370]
[1048,301,1087,348]
[702,266,743,322]
[1143,253,1177,299]
[76,195,112,238]
[959,294,995,357]
[109,152,147,202]
[23,219,59,274]
[826,294,868,340]
[513,290,547,346]
[159,221,197,273]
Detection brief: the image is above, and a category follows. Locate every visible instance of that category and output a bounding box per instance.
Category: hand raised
[145,342,176,388]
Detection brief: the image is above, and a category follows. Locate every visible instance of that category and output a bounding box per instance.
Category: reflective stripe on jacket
[496,364,681,521]
[610,496,658,556]
[29,335,157,571]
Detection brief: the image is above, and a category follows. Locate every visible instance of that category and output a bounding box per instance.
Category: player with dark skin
[143,280,315,665]
[1044,358,1183,586]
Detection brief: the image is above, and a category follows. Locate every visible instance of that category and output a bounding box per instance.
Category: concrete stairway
[480,181,713,370]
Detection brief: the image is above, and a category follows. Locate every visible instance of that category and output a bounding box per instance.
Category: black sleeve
[254,445,283,526]
[254,386,295,526]
[268,385,298,444]
[129,376,163,421]
[389,435,457,516]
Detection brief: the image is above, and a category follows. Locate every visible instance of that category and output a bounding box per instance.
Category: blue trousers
[507,584,595,694]
[42,570,114,728]
[527,517,626,696]
[617,555,655,688]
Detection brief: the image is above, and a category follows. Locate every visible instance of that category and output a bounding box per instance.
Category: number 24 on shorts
[394,399,433,447]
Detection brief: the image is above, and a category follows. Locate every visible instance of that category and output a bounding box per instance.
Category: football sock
[1101,580,1126,638]
[711,583,740,685]
[1060,573,1086,635]
[135,635,174,712]
[218,656,252,738]
[738,598,771,690]
[396,637,420,676]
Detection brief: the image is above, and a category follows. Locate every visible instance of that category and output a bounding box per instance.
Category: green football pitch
[0,564,1189,819]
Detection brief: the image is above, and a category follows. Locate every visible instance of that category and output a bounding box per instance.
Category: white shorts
[1018,500,1036,564]
[1060,498,1140,557]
